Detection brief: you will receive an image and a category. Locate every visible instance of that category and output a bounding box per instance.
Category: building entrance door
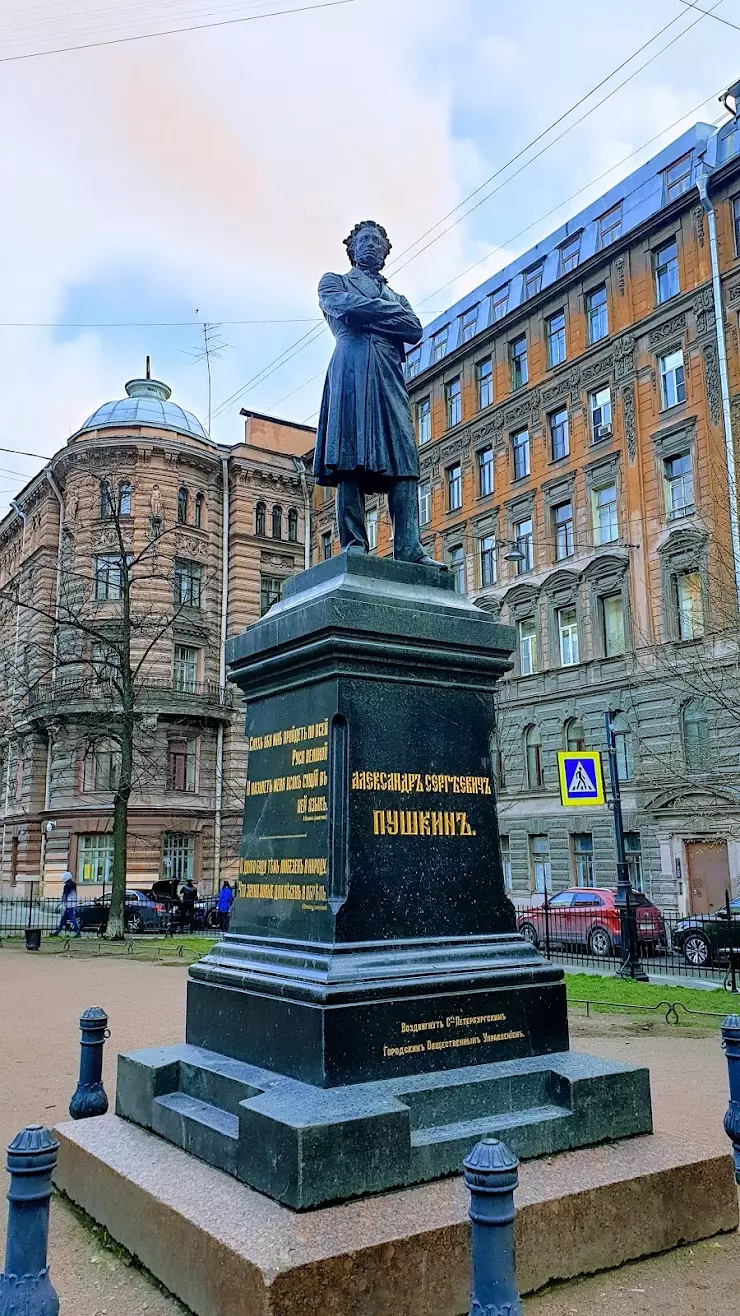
[686,840,730,914]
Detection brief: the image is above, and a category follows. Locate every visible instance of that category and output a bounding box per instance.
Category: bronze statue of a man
[313,221,438,566]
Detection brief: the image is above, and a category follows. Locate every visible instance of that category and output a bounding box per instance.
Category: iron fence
[0,894,224,940]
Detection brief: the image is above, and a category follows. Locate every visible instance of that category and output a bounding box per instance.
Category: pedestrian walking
[217,881,234,932]
[51,872,81,937]
[180,878,198,933]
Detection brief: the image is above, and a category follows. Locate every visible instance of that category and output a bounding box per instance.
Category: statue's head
[345,221,391,274]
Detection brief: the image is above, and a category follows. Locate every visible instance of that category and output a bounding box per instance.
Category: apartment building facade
[0,377,314,901]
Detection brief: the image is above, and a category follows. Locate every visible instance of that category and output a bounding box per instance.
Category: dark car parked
[671,899,740,967]
[77,889,168,934]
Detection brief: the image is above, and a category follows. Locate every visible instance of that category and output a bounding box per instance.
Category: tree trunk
[106,714,133,940]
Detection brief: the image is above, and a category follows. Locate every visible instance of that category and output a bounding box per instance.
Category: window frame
[448,544,465,593]
[287,508,298,541]
[676,570,705,640]
[321,530,332,561]
[546,310,566,368]
[553,500,574,560]
[524,262,544,299]
[418,480,431,526]
[513,515,534,574]
[255,501,266,536]
[518,617,537,676]
[655,238,680,305]
[665,154,692,202]
[445,376,462,429]
[602,592,626,657]
[549,406,569,461]
[417,396,431,445]
[559,233,581,274]
[491,284,510,321]
[572,832,595,886]
[511,428,530,480]
[589,386,612,441]
[510,335,528,390]
[446,463,462,512]
[167,735,199,793]
[366,506,378,551]
[664,450,694,520]
[459,305,479,343]
[558,606,580,666]
[659,348,686,410]
[593,482,618,546]
[173,558,202,609]
[476,357,493,410]
[598,204,622,249]
[117,482,133,517]
[431,327,449,363]
[529,833,551,893]
[477,445,494,497]
[479,533,496,587]
[525,727,544,791]
[173,643,199,693]
[94,553,125,602]
[586,285,608,344]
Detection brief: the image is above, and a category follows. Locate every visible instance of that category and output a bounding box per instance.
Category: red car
[517,887,666,958]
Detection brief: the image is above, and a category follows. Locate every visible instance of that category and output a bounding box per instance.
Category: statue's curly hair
[344,220,392,264]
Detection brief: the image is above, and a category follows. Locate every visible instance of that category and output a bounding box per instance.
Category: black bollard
[463,1137,522,1316]
[722,1013,740,1182]
[69,1006,109,1120]
[0,1125,59,1316]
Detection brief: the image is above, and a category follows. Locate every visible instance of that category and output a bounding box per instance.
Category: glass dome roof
[75,377,210,442]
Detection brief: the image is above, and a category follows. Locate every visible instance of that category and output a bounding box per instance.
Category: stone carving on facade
[615,255,626,294]
[702,341,721,426]
[613,332,635,380]
[648,313,686,347]
[621,382,637,461]
[693,205,706,248]
[150,486,162,518]
[581,353,613,387]
[729,283,740,304]
[65,491,78,523]
[693,286,716,337]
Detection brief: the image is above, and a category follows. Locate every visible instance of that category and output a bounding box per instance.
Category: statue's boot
[389,479,447,569]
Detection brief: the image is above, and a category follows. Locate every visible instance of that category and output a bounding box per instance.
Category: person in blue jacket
[217,881,234,932]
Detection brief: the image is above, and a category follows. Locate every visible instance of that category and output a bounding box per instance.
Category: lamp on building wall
[496,539,526,564]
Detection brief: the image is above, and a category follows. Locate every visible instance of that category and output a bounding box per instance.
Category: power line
[0,318,322,328]
[0,0,356,63]
[678,0,740,33]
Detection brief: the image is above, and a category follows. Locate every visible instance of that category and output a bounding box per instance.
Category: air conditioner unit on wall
[596,423,613,440]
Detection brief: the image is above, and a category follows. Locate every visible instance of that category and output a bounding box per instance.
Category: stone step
[402,1068,564,1131]
[178,1057,261,1114]
[410,1103,572,1179]
[152,1092,239,1176]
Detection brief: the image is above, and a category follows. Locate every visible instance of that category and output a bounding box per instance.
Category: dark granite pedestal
[116,553,652,1207]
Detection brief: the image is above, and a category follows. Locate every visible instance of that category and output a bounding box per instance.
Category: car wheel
[588,926,612,958]
[205,909,220,930]
[519,922,539,948]
[128,913,144,933]
[683,933,711,967]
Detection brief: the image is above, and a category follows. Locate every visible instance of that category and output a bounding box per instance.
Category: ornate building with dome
[0,372,315,902]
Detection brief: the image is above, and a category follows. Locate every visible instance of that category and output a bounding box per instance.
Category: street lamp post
[604,710,647,981]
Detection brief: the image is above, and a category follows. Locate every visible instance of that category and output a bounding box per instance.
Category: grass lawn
[0,932,218,962]
[565,969,735,1025]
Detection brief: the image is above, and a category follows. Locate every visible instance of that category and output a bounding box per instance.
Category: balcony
[26,677,235,721]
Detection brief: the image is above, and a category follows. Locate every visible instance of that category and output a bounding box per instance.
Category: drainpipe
[213,457,230,892]
[44,470,65,685]
[1,502,27,891]
[293,456,312,569]
[697,169,740,613]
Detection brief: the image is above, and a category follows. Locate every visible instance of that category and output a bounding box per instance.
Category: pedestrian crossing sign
[557,751,606,807]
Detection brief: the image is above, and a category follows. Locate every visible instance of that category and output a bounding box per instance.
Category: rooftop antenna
[145,355,151,380]
[178,319,231,435]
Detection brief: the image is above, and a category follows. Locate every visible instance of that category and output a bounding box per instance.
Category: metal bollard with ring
[463,1136,522,1316]
[69,1006,110,1120]
[721,1013,740,1181]
[0,1124,59,1316]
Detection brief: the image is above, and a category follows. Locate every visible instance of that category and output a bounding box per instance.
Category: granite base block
[53,1115,739,1316]
[116,1042,652,1208]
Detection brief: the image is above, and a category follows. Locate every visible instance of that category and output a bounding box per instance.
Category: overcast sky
[0,0,738,509]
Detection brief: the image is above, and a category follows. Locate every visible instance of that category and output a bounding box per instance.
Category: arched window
[118,482,133,517]
[272,505,282,539]
[611,712,633,781]
[525,725,544,790]
[565,717,585,752]
[194,492,204,528]
[288,508,298,542]
[177,487,188,524]
[682,699,709,770]
[100,480,114,519]
[255,502,266,536]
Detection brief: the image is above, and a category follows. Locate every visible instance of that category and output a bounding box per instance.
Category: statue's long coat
[313,267,423,491]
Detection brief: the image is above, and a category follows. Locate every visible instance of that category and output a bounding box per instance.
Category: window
[406,346,422,379]
[603,593,626,656]
[510,335,528,389]
[659,349,686,408]
[431,327,449,362]
[590,387,612,440]
[682,699,709,769]
[255,501,266,536]
[480,534,496,587]
[500,835,512,890]
[94,554,124,602]
[586,286,608,343]
[118,482,132,517]
[663,454,694,524]
[194,492,204,528]
[418,480,431,526]
[558,607,579,666]
[565,718,585,752]
[655,239,679,304]
[459,305,479,343]
[598,204,622,249]
[162,832,194,885]
[367,507,378,551]
[612,712,633,781]
[260,575,282,615]
[524,263,544,299]
[514,516,533,574]
[549,407,569,461]
[676,571,704,639]
[417,397,431,445]
[553,501,574,559]
[734,196,740,255]
[519,618,537,675]
[174,559,201,608]
[446,377,462,428]
[100,480,114,519]
[594,484,618,545]
[177,487,188,524]
[91,642,121,684]
[477,446,494,497]
[448,545,465,593]
[173,644,198,693]
[13,751,22,803]
[560,233,581,274]
[321,531,332,561]
[525,727,544,790]
[546,312,566,367]
[167,737,198,792]
[530,835,551,893]
[77,834,113,885]
[573,833,594,886]
[512,428,530,480]
[447,464,462,511]
[624,832,643,892]
[288,508,298,541]
[476,358,493,410]
[272,505,282,539]
[665,154,692,201]
[82,741,119,793]
[491,285,509,321]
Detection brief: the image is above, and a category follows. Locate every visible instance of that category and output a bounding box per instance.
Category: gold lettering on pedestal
[372,810,476,837]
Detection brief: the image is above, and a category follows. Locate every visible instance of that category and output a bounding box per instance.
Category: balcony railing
[27,677,234,711]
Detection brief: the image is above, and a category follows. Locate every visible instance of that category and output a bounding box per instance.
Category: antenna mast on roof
[145,355,151,380]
